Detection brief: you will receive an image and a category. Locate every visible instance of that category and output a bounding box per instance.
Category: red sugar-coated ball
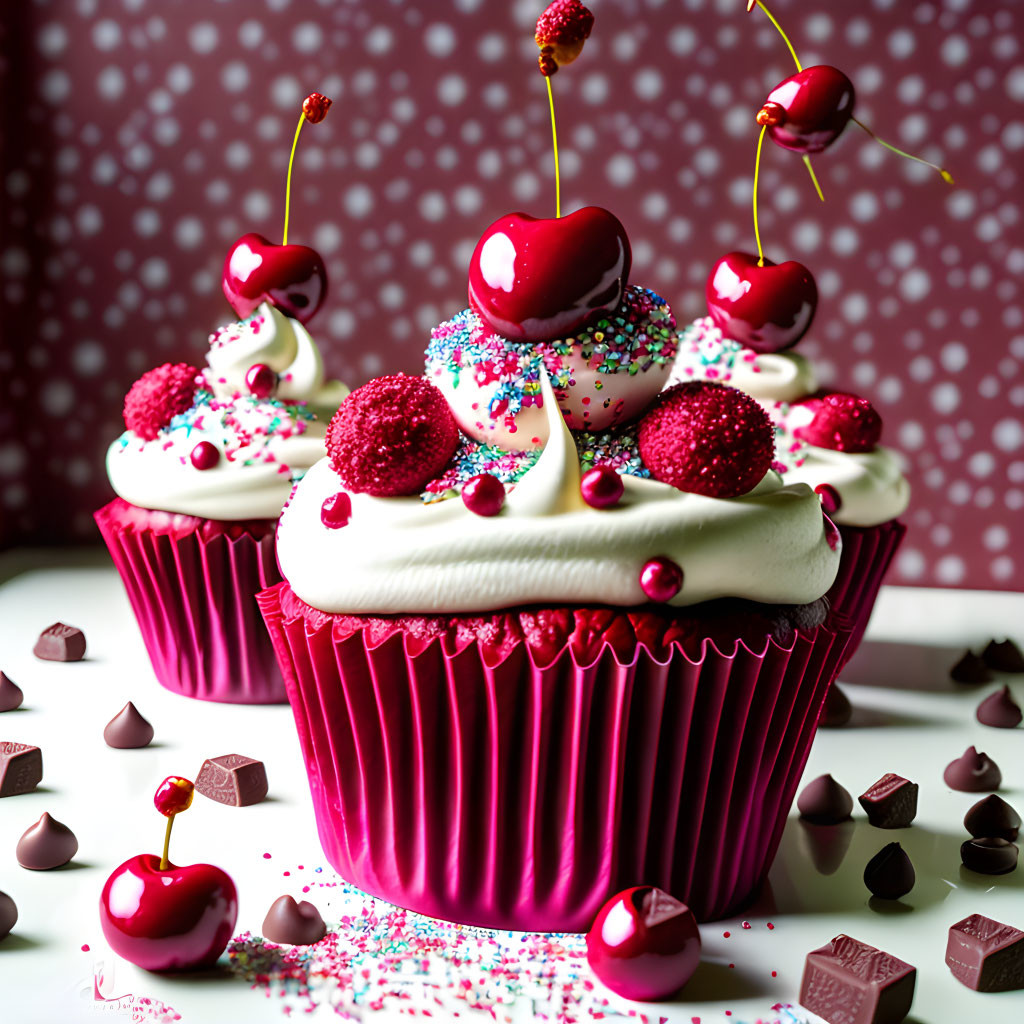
[326,375,460,497]
[462,474,506,517]
[581,464,625,509]
[123,363,201,441]
[795,392,882,453]
[640,557,683,602]
[246,363,277,399]
[637,381,774,498]
[190,441,220,471]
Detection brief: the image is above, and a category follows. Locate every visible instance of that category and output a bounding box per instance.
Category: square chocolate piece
[196,754,268,806]
[946,914,1024,992]
[0,742,43,797]
[858,774,918,829]
[33,622,86,662]
[800,934,916,1024]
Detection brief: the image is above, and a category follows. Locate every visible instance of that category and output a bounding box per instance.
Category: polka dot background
[1,0,1022,591]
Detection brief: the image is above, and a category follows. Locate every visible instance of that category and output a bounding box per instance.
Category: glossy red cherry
[468,206,631,343]
[462,473,506,517]
[222,232,326,324]
[706,251,817,353]
[245,363,278,399]
[758,65,855,155]
[190,442,219,471]
[99,853,238,972]
[586,885,701,1001]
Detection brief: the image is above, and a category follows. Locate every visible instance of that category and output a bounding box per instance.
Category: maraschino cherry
[99,775,238,972]
[222,92,333,324]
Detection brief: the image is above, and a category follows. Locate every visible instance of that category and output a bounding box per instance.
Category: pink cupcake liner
[259,583,850,930]
[826,520,906,668]
[96,498,286,704]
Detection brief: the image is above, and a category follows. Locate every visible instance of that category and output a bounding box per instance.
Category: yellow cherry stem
[803,154,825,201]
[750,0,802,72]
[159,814,175,871]
[851,117,955,183]
[753,123,767,266]
[546,75,561,219]
[282,111,307,246]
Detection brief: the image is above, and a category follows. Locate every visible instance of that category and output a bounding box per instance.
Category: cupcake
[96,300,348,703]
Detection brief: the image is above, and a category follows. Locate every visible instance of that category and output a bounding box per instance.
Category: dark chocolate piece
[950,649,993,684]
[943,746,1002,792]
[798,774,854,825]
[0,742,43,797]
[196,753,268,806]
[964,794,1021,841]
[960,837,1019,875]
[863,843,915,900]
[946,914,1024,992]
[0,890,16,941]
[819,683,852,728]
[16,811,78,869]
[859,774,918,829]
[262,895,327,945]
[800,934,916,1024]
[33,622,86,662]
[976,685,1022,728]
[982,639,1024,674]
[0,672,24,712]
[103,701,154,749]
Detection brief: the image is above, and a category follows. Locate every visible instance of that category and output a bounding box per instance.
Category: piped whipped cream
[276,373,841,614]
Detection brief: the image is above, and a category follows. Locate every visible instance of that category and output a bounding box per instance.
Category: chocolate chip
[950,649,993,684]
[859,773,918,829]
[798,774,854,825]
[863,842,915,900]
[960,837,1019,876]
[16,812,78,870]
[943,746,1002,792]
[946,914,1024,992]
[982,639,1024,674]
[964,795,1021,842]
[262,895,327,946]
[0,890,16,941]
[196,754,268,806]
[33,623,86,662]
[103,702,154,749]
[0,672,24,712]
[0,742,42,797]
[976,685,1022,728]
[818,683,852,728]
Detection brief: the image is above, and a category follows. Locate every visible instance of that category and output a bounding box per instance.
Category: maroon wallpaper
[1,0,1022,591]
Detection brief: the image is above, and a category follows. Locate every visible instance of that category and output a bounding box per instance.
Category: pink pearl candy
[245,363,277,399]
[639,557,683,602]
[580,464,625,509]
[189,442,219,470]
[321,492,352,529]
[462,474,505,517]
[814,483,842,515]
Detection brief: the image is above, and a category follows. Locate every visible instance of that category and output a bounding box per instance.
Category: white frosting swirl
[276,373,841,613]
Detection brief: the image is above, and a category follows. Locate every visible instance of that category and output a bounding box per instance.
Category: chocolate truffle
[798,774,854,825]
[960,837,1019,875]
[943,746,1002,792]
[262,895,327,946]
[976,685,1022,728]
[819,683,852,728]
[0,672,24,712]
[0,742,42,797]
[859,774,918,829]
[33,623,86,662]
[0,890,16,941]
[864,843,915,900]
[982,638,1024,674]
[16,812,78,870]
[946,914,1024,992]
[950,649,993,684]
[196,754,268,806]
[103,702,154,749]
[964,795,1021,842]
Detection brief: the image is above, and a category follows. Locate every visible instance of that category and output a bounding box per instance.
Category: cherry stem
[546,75,561,219]
[803,154,825,202]
[750,0,802,73]
[282,111,307,246]
[159,814,175,871]
[753,123,767,266]
[851,116,955,184]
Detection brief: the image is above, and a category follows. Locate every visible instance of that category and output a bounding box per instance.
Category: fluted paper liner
[96,499,286,704]
[260,582,849,930]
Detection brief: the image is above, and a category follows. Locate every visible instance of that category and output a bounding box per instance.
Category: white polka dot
[887,28,916,59]
[292,22,322,53]
[75,205,102,236]
[365,25,393,55]
[693,148,719,177]
[1005,66,1024,102]
[1,248,29,276]
[41,69,71,104]
[92,19,121,50]
[139,257,170,290]
[221,61,249,93]
[876,376,903,403]
[37,22,68,57]
[899,421,925,450]
[167,64,192,93]
[243,190,272,221]
[939,342,968,373]
[898,548,925,579]
[424,22,456,58]
[418,191,447,222]
[0,442,27,477]
[188,22,218,55]
[841,292,869,323]
[935,555,965,585]
[511,171,540,202]
[225,141,251,170]
[994,418,1024,452]
[153,118,180,146]
[453,185,482,216]
[272,75,301,110]
[437,74,467,106]
[72,340,105,376]
[606,153,636,187]
[668,25,697,56]
[899,268,931,301]
[344,184,374,219]
[582,73,609,105]
[941,34,970,66]
[97,65,126,101]
[634,68,663,101]
[41,379,75,416]
[173,216,204,250]
[238,20,263,48]
[133,208,161,237]
[897,74,924,104]
[849,191,879,221]
[968,451,996,478]
[791,220,822,252]
[991,556,1015,582]
[804,13,833,42]
[931,381,960,414]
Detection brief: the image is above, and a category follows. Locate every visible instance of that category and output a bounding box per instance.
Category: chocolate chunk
[196,753,268,806]
[819,683,852,728]
[16,812,78,869]
[0,890,16,941]
[33,622,86,662]
[859,774,918,829]
[103,702,154,749]
[864,843,915,900]
[262,895,327,945]
[946,914,1024,992]
[950,649,993,684]
[798,774,854,825]
[964,794,1021,842]
[943,746,1002,792]
[976,685,1022,728]
[982,639,1024,674]
[800,934,916,1024]
[0,742,43,797]
[961,837,1019,875]
[0,672,24,712]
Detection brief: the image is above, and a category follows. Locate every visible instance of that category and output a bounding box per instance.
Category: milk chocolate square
[858,774,918,828]
[33,623,86,662]
[946,914,1024,992]
[0,742,43,797]
[196,753,268,806]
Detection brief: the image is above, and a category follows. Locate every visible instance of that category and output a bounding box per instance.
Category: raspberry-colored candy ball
[581,464,625,509]
[637,381,774,498]
[639,557,683,602]
[245,363,277,399]
[814,482,842,514]
[321,492,352,529]
[153,776,194,818]
[795,392,882,453]
[123,363,201,441]
[190,442,220,471]
[462,474,506,517]
[326,375,460,497]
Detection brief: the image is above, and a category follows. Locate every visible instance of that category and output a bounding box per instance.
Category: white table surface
[1,550,1023,1024]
